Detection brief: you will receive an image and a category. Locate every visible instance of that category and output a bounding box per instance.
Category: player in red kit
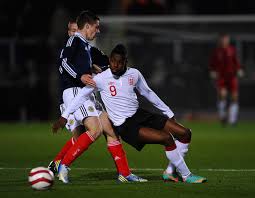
[209,34,244,125]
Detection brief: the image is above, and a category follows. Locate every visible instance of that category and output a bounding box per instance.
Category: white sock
[218,100,227,120]
[165,148,191,179]
[176,140,189,157]
[165,163,175,174]
[228,102,239,124]
[165,140,189,174]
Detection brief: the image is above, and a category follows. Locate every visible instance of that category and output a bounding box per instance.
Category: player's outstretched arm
[135,70,174,118]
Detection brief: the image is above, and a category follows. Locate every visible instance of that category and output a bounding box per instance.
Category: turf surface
[0,121,255,198]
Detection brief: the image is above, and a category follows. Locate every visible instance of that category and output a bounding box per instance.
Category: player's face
[220,35,230,47]
[85,20,100,40]
[68,22,78,37]
[109,54,127,75]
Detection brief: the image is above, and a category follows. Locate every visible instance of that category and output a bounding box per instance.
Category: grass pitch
[0,121,255,198]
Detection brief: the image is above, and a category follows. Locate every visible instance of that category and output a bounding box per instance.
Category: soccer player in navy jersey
[50,11,145,183]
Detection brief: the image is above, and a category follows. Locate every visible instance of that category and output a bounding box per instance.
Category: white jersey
[62,67,174,126]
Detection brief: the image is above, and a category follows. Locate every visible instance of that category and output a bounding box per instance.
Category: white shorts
[61,87,103,132]
[60,104,80,132]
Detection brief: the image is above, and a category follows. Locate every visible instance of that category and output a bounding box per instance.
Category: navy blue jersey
[58,32,109,104]
[90,46,109,71]
[58,32,92,93]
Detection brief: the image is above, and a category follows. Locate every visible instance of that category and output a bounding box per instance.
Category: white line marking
[0,167,255,172]
[199,169,255,172]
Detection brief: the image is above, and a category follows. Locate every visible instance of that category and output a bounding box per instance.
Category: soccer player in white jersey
[53,44,207,184]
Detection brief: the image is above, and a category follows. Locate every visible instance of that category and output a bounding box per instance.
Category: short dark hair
[68,18,77,24]
[111,44,127,59]
[76,10,99,29]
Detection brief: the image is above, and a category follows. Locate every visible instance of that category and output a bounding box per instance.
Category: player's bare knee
[231,92,238,103]
[83,116,103,139]
[178,128,191,143]
[72,133,81,141]
[219,88,227,98]
[85,124,103,140]
[87,128,103,140]
[185,128,192,142]
[72,126,84,140]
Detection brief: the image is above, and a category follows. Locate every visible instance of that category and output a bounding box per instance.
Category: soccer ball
[28,167,54,190]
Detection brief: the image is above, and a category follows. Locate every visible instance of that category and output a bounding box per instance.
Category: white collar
[74,32,89,43]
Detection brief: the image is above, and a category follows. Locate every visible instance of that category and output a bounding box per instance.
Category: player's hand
[92,64,102,74]
[210,71,217,79]
[237,69,244,78]
[52,117,67,133]
[81,74,96,87]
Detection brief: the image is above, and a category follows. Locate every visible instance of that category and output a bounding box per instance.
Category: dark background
[0,0,255,121]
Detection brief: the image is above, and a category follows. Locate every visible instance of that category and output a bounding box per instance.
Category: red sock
[165,143,177,151]
[61,132,94,166]
[54,137,76,161]
[107,140,131,177]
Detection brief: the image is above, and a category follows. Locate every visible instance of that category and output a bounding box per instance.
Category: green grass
[0,121,255,198]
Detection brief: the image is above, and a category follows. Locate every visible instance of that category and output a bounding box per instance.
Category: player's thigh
[138,127,174,145]
[218,88,227,100]
[231,92,238,102]
[99,111,118,141]
[83,116,102,139]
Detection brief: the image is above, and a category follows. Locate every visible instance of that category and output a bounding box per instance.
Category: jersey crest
[88,106,95,112]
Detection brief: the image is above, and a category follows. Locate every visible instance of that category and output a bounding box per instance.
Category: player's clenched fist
[52,117,68,133]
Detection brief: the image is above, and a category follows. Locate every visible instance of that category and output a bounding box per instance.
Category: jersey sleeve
[60,37,92,81]
[62,86,95,119]
[92,73,103,91]
[135,70,174,118]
